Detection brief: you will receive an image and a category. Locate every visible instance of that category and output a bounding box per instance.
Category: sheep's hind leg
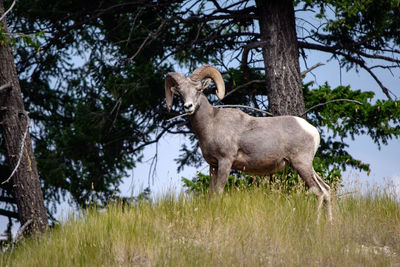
[292,163,332,223]
[313,170,332,223]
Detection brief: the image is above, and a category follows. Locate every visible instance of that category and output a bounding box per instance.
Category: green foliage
[182,172,280,194]
[1,0,181,208]
[0,22,44,51]
[305,82,400,173]
[182,172,210,194]
[182,165,342,194]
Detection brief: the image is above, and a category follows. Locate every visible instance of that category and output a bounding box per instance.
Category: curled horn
[165,72,185,111]
[190,65,225,100]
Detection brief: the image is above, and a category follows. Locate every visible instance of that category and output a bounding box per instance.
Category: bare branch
[174,7,257,23]
[125,7,144,48]
[298,40,400,65]
[167,129,191,134]
[217,80,265,104]
[167,113,190,122]
[301,62,325,77]
[2,114,29,185]
[167,104,273,122]
[357,50,400,64]
[0,208,18,219]
[0,82,12,93]
[302,99,363,116]
[242,41,266,81]
[210,0,222,10]
[128,19,166,62]
[298,41,397,100]
[357,61,395,100]
[13,219,33,244]
[129,127,169,154]
[370,64,399,71]
[0,0,16,21]
[4,218,33,261]
[0,196,16,203]
[214,105,272,116]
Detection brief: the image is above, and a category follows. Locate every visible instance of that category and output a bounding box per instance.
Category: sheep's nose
[184,103,193,110]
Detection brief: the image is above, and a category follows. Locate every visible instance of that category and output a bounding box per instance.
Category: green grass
[2,188,400,266]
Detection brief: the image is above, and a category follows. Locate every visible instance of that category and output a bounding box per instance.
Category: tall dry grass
[1,186,400,266]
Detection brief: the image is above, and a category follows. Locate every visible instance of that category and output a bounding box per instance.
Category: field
[1,186,400,266]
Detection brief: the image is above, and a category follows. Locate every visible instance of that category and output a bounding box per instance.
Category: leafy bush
[182,165,342,194]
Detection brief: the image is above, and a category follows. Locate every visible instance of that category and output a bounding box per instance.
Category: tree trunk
[256,0,305,116]
[0,0,48,234]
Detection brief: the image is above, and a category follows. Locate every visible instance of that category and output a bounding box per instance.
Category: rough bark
[0,0,48,234]
[256,0,305,117]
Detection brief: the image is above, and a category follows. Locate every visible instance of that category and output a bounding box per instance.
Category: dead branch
[2,114,29,185]
[0,0,16,21]
[167,104,273,122]
[214,105,272,116]
[125,7,144,47]
[302,99,363,116]
[13,219,33,244]
[298,41,397,100]
[301,62,325,77]
[167,113,190,121]
[127,19,166,62]
[241,41,266,82]
[216,79,265,104]
[129,127,169,154]
[0,208,18,219]
[0,82,12,93]
[357,60,395,100]
[0,196,16,203]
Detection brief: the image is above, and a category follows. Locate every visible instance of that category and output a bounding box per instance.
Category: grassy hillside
[2,188,400,266]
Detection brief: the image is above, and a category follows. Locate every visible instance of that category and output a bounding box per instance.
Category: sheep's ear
[171,86,178,94]
[201,79,211,91]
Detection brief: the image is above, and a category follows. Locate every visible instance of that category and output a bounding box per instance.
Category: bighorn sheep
[165,65,332,222]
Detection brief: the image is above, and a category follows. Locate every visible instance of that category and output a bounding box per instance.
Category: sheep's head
[165,65,225,114]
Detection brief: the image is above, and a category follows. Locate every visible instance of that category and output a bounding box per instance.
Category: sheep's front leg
[209,165,218,194]
[215,159,232,194]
